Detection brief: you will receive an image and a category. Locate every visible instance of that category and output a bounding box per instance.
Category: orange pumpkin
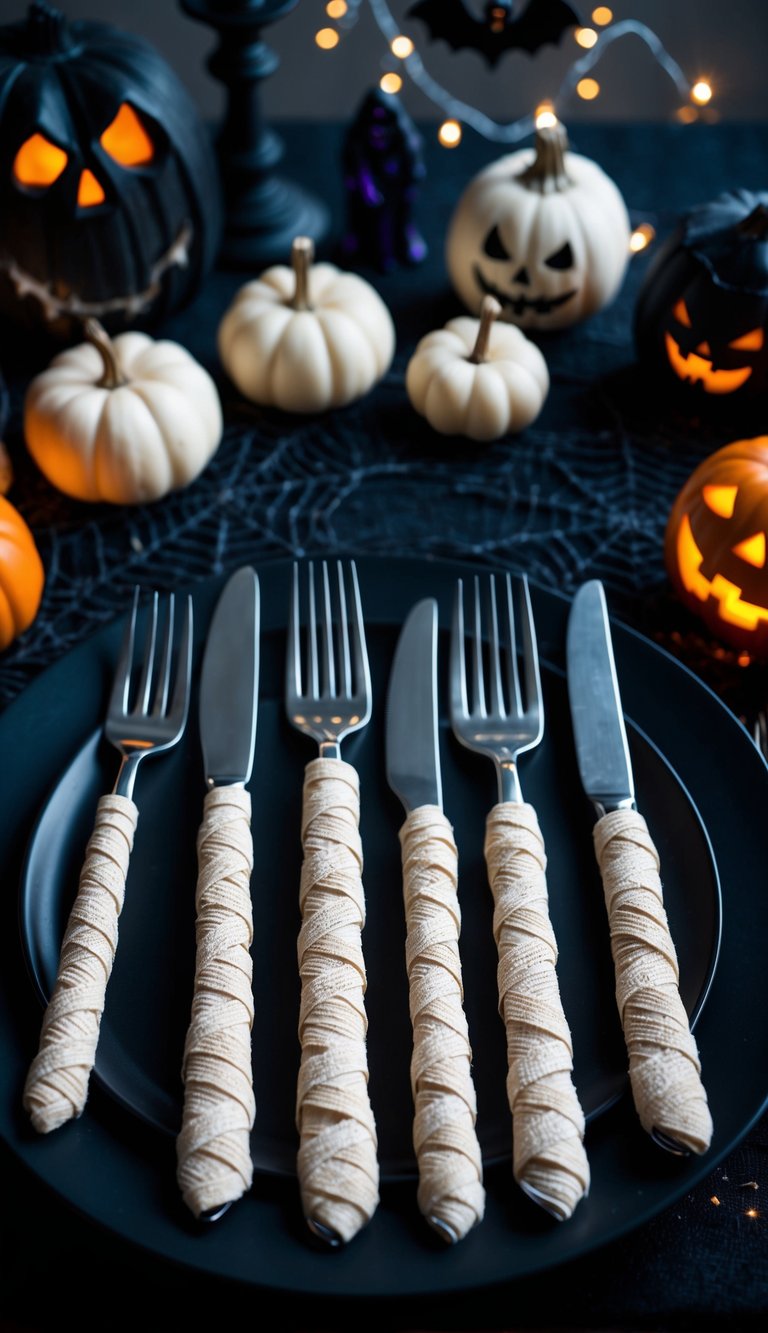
[0,494,44,651]
[665,436,768,656]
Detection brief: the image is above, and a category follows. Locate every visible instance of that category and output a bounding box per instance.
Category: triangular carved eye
[100,104,154,168]
[483,225,510,260]
[673,298,692,328]
[13,132,68,188]
[733,531,766,568]
[703,484,738,518]
[545,242,573,270]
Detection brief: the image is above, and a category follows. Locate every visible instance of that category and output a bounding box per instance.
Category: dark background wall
[17,1,768,132]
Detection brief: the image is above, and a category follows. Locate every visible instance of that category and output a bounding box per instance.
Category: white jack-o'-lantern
[445,121,631,331]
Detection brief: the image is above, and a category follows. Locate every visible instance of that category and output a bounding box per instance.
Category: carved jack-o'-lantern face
[0,2,222,339]
[665,437,768,656]
[636,191,768,407]
[474,222,579,321]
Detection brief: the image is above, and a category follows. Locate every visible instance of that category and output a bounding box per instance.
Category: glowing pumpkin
[445,120,631,331]
[0,494,44,651]
[635,191,768,407]
[665,437,768,656]
[0,2,222,341]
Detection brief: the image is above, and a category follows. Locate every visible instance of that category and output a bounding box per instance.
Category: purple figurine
[342,88,427,272]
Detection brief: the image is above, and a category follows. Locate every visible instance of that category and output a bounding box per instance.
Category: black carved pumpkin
[0,2,223,342]
[634,190,768,409]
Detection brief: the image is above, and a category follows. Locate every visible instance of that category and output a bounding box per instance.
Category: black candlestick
[180,1,329,268]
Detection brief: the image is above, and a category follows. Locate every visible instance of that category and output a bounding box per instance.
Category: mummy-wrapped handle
[176,785,256,1219]
[295,756,379,1246]
[484,802,590,1220]
[399,804,486,1244]
[23,793,138,1134]
[593,808,713,1155]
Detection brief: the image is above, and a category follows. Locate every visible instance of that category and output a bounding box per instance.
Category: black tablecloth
[1,120,767,1330]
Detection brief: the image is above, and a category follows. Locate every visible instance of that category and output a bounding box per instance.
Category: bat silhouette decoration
[408,0,582,67]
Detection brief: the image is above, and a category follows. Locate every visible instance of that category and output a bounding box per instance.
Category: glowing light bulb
[535,102,558,129]
[575,27,598,48]
[629,223,656,253]
[438,119,462,148]
[592,6,613,23]
[380,72,403,95]
[576,77,600,100]
[326,1,347,17]
[691,79,713,105]
[315,27,340,50]
[391,35,414,59]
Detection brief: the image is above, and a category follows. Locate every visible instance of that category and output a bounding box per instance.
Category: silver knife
[176,566,260,1221]
[385,598,486,1244]
[566,579,712,1157]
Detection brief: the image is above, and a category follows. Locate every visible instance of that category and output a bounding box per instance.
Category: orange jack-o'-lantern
[665,436,768,656]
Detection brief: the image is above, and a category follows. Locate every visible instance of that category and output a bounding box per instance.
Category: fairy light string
[314,3,715,147]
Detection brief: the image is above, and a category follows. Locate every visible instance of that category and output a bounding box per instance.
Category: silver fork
[449,573,590,1221]
[286,559,379,1248]
[23,588,193,1135]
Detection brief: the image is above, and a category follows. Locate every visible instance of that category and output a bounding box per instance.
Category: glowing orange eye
[100,103,154,167]
[702,484,738,518]
[77,169,105,207]
[729,328,764,351]
[13,132,68,188]
[673,299,692,328]
[733,531,766,568]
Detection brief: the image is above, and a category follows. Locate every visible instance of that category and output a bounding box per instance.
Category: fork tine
[319,560,336,698]
[518,575,543,740]
[348,560,371,707]
[504,573,523,718]
[289,561,302,699]
[488,576,505,720]
[134,590,158,715]
[108,586,139,716]
[336,561,352,698]
[307,561,320,699]
[450,579,469,721]
[151,594,174,716]
[168,594,193,727]
[471,576,487,719]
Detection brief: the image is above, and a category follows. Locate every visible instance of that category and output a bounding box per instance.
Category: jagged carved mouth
[664,332,753,394]
[473,264,577,317]
[0,221,192,324]
[677,512,768,631]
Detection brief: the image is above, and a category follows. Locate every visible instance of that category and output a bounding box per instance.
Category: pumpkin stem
[83,319,128,390]
[517,121,572,195]
[737,203,768,242]
[26,3,74,55]
[291,236,314,311]
[469,296,501,364]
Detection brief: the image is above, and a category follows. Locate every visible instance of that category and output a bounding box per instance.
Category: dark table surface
[1,120,768,1330]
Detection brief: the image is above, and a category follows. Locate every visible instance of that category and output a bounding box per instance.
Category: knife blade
[385,598,486,1244]
[176,566,260,1222]
[566,579,712,1157]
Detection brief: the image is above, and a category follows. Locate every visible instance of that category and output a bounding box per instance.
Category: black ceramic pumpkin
[634,190,768,408]
[0,2,223,341]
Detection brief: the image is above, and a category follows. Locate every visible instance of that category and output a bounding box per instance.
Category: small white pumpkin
[406,296,549,441]
[218,236,395,413]
[446,120,631,331]
[23,322,223,505]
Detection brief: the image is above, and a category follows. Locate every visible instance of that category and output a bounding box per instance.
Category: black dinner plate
[1,554,767,1299]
